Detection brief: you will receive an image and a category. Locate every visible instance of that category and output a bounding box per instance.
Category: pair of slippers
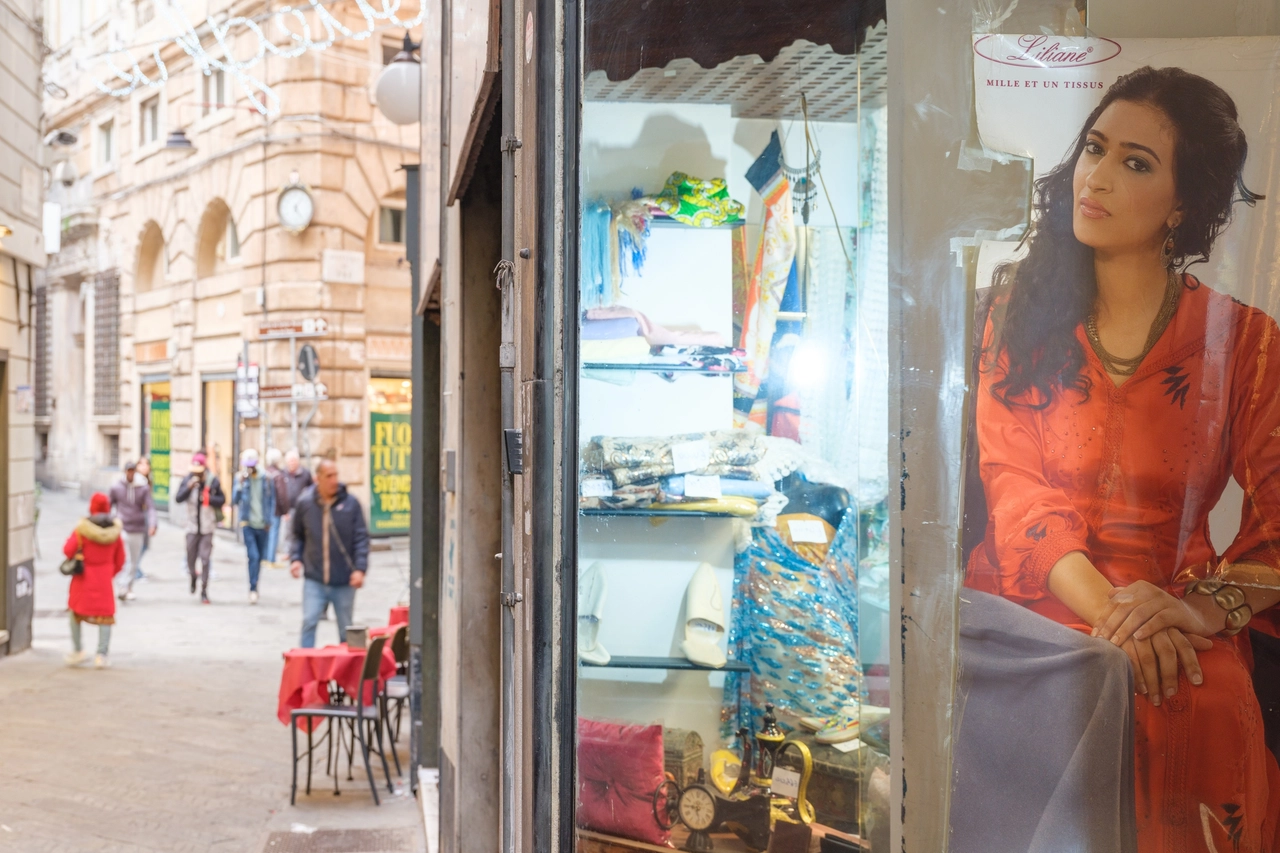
[578,561,727,668]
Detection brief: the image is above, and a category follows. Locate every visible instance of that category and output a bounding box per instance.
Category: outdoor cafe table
[277,643,396,728]
[388,605,408,626]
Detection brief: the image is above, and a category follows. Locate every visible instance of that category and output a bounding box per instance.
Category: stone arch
[135,220,164,293]
[194,198,239,278]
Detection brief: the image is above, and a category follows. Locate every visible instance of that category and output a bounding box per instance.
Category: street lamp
[374,32,421,125]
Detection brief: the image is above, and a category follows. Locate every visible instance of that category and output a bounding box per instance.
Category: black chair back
[353,635,389,711]
[360,635,388,682]
[390,624,408,666]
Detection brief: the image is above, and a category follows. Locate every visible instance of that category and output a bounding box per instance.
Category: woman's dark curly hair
[989,65,1262,407]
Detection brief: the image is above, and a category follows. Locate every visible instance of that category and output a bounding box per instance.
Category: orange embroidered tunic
[967,278,1280,851]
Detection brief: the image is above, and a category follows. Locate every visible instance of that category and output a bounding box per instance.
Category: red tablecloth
[278,643,396,728]
[388,605,408,626]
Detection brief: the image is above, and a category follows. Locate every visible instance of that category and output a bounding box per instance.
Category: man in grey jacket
[108,459,157,602]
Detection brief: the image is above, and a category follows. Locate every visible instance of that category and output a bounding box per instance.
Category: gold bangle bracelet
[1185,579,1253,637]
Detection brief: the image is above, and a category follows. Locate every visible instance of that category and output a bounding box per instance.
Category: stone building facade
[38,0,419,529]
[0,0,43,655]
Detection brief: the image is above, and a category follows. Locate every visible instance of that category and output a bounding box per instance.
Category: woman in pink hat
[174,451,226,603]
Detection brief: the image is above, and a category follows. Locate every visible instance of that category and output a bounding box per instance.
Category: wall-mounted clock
[278,174,314,235]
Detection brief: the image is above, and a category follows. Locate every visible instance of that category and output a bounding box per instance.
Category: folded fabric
[585,430,765,471]
[665,475,776,500]
[579,482,663,510]
[586,306,725,348]
[650,496,760,517]
[581,337,652,364]
[582,317,642,340]
[653,172,744,228]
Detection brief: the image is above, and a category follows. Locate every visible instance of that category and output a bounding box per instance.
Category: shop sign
[258,383,329,402]
[258,318,330,339]
[235,363,260,418]
[150,401,170,506]
[369,411,411,534]
[14,385,32,414]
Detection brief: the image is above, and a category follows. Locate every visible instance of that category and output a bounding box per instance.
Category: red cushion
[577,718,670,846]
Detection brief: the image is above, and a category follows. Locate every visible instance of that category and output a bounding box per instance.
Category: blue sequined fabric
[722,511,861,739]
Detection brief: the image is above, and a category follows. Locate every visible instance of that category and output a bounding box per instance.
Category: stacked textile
[580,430,792,516]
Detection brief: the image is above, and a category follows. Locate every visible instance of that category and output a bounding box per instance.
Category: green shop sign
[369,411,410,535]
[150,401,171,507]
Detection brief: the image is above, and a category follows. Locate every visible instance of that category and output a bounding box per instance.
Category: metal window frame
[92,270,121,417]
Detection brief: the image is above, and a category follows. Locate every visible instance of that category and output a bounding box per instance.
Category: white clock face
[678,786,717,831]
[278,187,314,233]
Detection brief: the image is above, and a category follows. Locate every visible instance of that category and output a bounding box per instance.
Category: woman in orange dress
[967,66,1280,851]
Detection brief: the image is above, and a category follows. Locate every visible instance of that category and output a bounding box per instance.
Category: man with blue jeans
[290,458,369,648]
[233,448,276,605]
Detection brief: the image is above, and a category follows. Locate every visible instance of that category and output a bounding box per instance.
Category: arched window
[196,199,241,278]
[135,220,164,293]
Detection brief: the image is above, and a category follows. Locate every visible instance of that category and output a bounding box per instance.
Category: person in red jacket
[64,492,126,669]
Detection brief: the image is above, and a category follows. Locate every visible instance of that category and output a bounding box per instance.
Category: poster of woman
[956,36,1280,853]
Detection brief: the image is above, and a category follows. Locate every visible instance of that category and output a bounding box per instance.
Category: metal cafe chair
[290,635,395,805]
[384,625,410,748]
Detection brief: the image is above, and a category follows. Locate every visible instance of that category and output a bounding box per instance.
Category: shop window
[140,94,159,145]
[378,206,405,245]
[572,6,889,850]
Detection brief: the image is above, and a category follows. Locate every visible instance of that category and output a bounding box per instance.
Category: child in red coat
[64,492,126,668]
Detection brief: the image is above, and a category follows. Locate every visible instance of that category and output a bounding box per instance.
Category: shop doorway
[202,375,236,528]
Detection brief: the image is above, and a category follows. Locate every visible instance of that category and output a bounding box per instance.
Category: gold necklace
[1085,269,1182,377]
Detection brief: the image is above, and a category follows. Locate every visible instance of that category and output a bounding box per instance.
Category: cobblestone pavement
[0,489,425,853]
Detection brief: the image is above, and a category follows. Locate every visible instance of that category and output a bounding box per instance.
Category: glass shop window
[574,6,890,852]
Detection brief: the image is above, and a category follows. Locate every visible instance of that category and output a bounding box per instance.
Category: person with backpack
[174,451,226,604]
[63,492,125,668]
[289,458,369,647]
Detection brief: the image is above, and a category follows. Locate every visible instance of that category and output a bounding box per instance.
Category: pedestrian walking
[232,448,275,604]
[108,459,157,602]
[290,459,369,648]
[64,492,125,668]
[174,451,226,604]
[277,448,313,573]
[264,448,285,567]
[135,456,154,560]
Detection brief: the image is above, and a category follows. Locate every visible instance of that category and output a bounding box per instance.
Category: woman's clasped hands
[1091,580,1221,706]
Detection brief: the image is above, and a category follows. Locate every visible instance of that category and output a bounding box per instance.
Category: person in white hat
[232,447,275,604]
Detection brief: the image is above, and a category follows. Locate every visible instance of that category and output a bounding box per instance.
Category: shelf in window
[647,214,746,231]
[582,362,745,375]
[580,508,741,519]
[581,655,749,672]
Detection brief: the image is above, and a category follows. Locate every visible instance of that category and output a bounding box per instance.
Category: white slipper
[578,562,611,665]
[679,562,727,668]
